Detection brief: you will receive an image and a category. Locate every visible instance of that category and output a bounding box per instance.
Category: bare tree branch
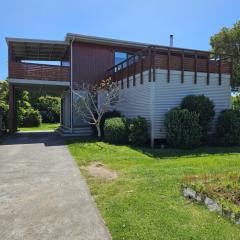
[72,80,121,137]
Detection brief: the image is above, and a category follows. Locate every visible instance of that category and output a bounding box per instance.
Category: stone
[236,218,240,224]
[204,197,221,212]
[196,195,202,202]
[183,187,196,199]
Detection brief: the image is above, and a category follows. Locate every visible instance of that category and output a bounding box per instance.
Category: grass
[184,174,240,213]
[18,123,60,131]
[67,139,240,240]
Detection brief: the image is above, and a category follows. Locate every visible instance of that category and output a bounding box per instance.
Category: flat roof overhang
[6,37,70,61]
[8,78,70,92]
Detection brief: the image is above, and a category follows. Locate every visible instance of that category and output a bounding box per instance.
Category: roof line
[5,37,69,45]
[65,33,213,54]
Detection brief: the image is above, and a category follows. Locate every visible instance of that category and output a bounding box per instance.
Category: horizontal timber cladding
[153,69,231,139]
[112,71,153,129]
[9,62,70,81]
[112,69,231,140]
[72,42,141,89]
[107,47,232,85]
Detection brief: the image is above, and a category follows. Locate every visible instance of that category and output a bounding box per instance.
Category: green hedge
[165,108,202,148]
[181,95,215,137]
[22,109,42,127]
[104,117,128,144]
[36,96,60,123]
[128,116,149,146]
[216,109,240,146]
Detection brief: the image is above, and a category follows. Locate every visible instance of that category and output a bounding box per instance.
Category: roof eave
[65,33,148,48]
[5,37,69,46]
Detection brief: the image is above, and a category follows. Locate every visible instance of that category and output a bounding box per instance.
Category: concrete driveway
[0,132,111,240]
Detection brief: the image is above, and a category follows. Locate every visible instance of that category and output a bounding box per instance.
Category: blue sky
[1,0,240,79]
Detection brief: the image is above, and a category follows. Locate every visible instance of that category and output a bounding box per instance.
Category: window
[115,51,127,65]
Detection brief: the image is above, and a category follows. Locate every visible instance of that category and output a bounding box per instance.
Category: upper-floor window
[115,51,127,65]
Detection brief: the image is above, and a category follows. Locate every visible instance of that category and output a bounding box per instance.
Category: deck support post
[167,48,170,82]
[9,84,17,134]
[207,54,210,85]
[181,50,184,83]
[194,52,198,84]
[218,54,222,85]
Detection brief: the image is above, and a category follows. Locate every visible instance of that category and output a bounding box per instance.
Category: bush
[0,81,9,130]
[232,96,240,111]
[0,101,9,130]
[22,109,42,127]
[99,110,121,137]
[36,96,60,123]
[181,95,215,136]
[128,116,149,146]
[216,109,240,146]
[104,117,128,144]
[165,108,202,148]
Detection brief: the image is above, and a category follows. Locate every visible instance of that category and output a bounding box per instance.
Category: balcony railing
[9,62,70,82]
[105,46,233,88]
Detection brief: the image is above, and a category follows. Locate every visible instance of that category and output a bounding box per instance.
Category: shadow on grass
[66,137,240,160]
[131,145,240,159]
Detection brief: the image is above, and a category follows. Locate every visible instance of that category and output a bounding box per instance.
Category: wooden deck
[9,62,70,82]
[105,46,233,88]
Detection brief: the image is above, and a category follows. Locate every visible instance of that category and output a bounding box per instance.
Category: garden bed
[183,174,240,224]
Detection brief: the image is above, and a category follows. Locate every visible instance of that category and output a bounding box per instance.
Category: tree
[0,80,42,128]
[210,21,240,86]
[73,78,121,138]
[0,80,9,129]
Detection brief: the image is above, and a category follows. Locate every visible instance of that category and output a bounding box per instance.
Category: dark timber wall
[71,42,140,88]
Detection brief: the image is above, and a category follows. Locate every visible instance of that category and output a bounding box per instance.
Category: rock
[222,208,233,219]
[195,194,202,202]
[236,218,240,224]
[183,187,196,199]
[204,197,221,212]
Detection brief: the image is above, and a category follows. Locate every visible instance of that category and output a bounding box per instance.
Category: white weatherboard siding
[154,69,231,138]
[113,72,153,132]
[113,69,231,140]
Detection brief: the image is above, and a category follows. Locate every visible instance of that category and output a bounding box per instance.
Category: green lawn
[67,139,240,240]
[18,123,60,131]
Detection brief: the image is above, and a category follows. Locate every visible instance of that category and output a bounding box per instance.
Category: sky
[1,0,240,79]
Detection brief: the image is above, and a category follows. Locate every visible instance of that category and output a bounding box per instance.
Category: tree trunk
[96,124,101,138]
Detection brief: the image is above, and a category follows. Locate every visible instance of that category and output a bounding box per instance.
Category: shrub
[165,108,202,148]
[36,96,60,123]
[22,109,42,127]
[99,110,121,136]
[181,95,215,136]
[128,116,149,146]
[104,117,128,144]
[0,101,9,130]
[0,81,9,130]
[216,109,240,146]
[232,96,240,111]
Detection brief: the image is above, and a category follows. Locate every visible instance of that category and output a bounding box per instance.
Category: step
[56,126,93,137]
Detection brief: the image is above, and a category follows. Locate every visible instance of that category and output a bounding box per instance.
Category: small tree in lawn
[73,78,120,138]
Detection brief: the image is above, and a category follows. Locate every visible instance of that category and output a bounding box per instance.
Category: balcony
[105,46,233,87]
[7,37,70,86]
[9,61,70,82]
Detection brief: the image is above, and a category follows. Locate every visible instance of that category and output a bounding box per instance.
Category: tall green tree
[210,21,240,86]
[0,80,9,129]
[0,80,42,129]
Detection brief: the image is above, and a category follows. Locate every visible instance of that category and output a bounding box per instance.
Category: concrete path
[0,132,111,240]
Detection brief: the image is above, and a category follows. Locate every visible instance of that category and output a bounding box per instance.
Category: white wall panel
[113,69,231,140]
